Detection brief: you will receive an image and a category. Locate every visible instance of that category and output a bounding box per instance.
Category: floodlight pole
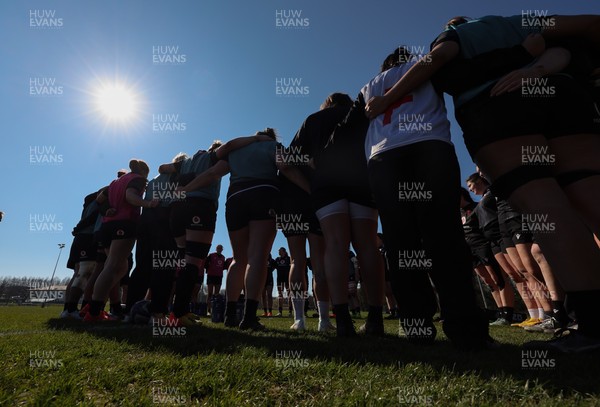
[42,243,65,308]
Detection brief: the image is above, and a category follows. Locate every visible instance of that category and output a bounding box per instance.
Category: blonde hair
[172,152,188,163]
[208,140,223,153]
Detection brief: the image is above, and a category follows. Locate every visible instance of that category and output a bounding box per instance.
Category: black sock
[110,303,123,315]
[225,301,237,318]
[502,307,514,322]
[552,300,569,325]
[333,304,352,325]
[81,299,89,309]
[63,302,69,311]
[66,302,78,313]
[568,290,600,338]
[367,306,383,324]
[89,300,104,317]
[244,299,259,321]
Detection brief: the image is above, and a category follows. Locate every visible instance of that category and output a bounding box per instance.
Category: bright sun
[94,84,138,121]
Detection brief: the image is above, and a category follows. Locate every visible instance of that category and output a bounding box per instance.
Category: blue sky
[0,0,596,281]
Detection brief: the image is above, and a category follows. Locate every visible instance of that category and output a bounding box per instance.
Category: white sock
[538,308,547,319]
[528,308,539,319]
[292,297,305,322]
[317,301,330,323]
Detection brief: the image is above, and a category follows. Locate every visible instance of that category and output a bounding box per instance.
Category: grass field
[0,305,599,406]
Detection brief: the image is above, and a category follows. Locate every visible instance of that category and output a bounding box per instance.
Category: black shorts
[457,75,600,157]
[93,231,107,263]
[207,275,223,286]
[170,197,217,237]
[280,183,322,237]
[95,249,107,264]
[99,220,137,248]
[70,234,97,264]
[225,184,280,232]
[311,186,376,213]
[470,243,496,268]
[277,270,289,285]
[66,238,78,270]
[504,216,534,245]
[489,239,503,256]
[498,219,516,252]
[93,230,103,249]
[482,226,504,255]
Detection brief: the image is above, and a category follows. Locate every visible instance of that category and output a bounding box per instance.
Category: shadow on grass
[47,318,600,396]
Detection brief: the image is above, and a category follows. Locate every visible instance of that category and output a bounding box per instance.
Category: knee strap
[490,166,553,201]
[555,170,600,188]
[185,241,211,260]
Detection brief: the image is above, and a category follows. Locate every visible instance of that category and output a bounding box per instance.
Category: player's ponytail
[380,46,413,73]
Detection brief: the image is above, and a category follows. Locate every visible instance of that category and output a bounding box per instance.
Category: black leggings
[368,141,482,327]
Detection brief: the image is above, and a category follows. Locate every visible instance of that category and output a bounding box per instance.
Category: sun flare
[94,84,139,121]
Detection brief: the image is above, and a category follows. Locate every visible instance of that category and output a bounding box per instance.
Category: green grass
[0,306,599,406]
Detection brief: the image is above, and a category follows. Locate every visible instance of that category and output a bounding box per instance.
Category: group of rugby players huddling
[60,13,600,353]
